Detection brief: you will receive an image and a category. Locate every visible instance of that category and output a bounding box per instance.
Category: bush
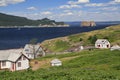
[88,35,98,44]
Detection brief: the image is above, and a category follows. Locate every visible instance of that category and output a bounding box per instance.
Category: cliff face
[81,21,96,27]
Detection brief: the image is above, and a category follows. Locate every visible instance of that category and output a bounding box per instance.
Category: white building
[50,59,62,66]
[23,44,45,59]
[110,45,120,51]
[0,49,29,71]
[95,39,110,49]
[80,46,84,50]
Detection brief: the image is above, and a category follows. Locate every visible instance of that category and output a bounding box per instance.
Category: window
[97,45,100,47]
[2,61,6,67]
[18,62,21,67]
[107,45,109,48]
[23,56,26,60]
[25,49,29,51]
[27,54,29,57]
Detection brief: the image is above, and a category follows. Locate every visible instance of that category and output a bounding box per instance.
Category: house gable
[0,50,30,71]
[23,44,45,59]
[95,39,110,48]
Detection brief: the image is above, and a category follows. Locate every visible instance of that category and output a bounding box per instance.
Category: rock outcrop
[81,21,96,27]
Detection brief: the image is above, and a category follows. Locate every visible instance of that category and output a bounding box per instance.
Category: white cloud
[115,0,120,2]
[85,3,106,7]
[41,11,52,15]
[27,6,37,10]
[0,0,25,6]
[68,0,89,5]
[84,0,120,7]
[101,7,119,11]
[59,4,81,9]
[60,12,73,17]
[66,12,73,15]
[78,0,89,3]
[59,5,70,9]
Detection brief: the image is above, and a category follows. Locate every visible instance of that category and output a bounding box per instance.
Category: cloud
[60,12,73,17]
[115,0,120,2]
[66,12,73,15]
[78,0,89,3]
[84,0,120,7]
[85,3,106,7]
[68,0,89,5]
[0,0,25,6]
[41,11,52,15]
[27,6,37,10]
[59,4,81,9]
[101,7,119,11]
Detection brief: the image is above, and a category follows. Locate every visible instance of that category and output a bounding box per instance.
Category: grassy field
[0,25,120,80]
[41,25,120,52]
[0,49,120,80]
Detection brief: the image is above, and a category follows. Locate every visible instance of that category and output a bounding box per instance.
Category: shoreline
[0,24,70,28]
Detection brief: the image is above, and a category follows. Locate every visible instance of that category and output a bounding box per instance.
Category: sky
[0,0,120,21]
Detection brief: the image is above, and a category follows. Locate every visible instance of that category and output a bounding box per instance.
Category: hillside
[0,13,66,27]
[0,49,120,80]
[41,25,120,52]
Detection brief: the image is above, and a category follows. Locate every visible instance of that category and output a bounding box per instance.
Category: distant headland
[0,13,69,28]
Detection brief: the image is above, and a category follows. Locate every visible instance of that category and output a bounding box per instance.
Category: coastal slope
[41,25,120,52]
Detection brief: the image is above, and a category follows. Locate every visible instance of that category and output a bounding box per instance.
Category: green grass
[0,49,120,80]
[41,25,120,52]
[53,40,70,52]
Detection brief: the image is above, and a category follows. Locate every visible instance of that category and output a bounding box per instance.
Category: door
[0,61,1,69]
[12,63,14,70]
[11,63,15,71]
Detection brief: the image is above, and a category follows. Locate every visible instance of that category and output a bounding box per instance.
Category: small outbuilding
[50,59,62,66]
[80,46,84,50]
[95,39,110,49]
[110,45,120,51]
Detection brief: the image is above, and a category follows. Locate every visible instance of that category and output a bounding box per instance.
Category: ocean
[0,22,119,50]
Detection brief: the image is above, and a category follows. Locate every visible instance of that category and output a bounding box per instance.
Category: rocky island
[81,21,96,27]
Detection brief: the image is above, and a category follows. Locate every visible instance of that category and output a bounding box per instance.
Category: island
[81,21,96,27]
[0,13,69,27]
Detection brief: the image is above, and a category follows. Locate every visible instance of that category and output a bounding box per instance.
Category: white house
[50,59,62,66]
[0,49,29,71]
[110,45,120,51]
[95,39,110,49]
[23,44,45,59]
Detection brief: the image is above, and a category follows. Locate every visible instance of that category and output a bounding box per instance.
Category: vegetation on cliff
[0,13,67,27]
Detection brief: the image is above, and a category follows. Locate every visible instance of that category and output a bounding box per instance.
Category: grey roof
[23,44,41,53]
[51,59,61,63]
[95,39,110,44]
[0,49,23,62]
[111,45,120,50]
